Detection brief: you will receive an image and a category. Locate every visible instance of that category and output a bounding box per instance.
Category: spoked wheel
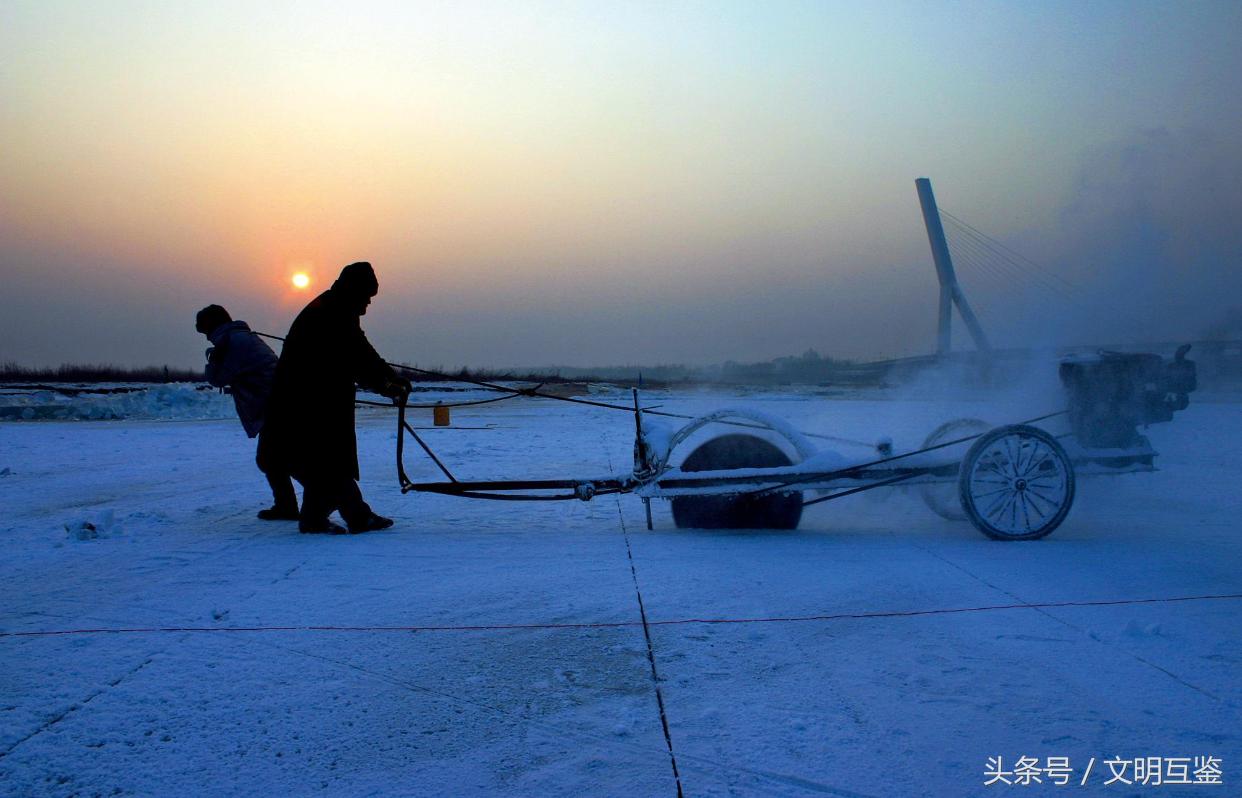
[958,424,1075,540]
[920,418,990,521]
[670,434,803,530]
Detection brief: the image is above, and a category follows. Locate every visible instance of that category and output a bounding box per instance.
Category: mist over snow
[960,128,1242,352]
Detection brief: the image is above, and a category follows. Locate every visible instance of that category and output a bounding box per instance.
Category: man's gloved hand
[380,375,413,400]
[205,347,215,362]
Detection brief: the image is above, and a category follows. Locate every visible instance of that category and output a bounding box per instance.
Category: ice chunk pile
[0,384,235,422]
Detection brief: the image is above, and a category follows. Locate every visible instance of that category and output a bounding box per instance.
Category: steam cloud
[1039,128,1242,346]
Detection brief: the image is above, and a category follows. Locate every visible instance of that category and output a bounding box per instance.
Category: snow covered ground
[1,386,1239,796]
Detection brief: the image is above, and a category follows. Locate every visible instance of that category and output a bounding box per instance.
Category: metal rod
[415,488,628,502]
[357,393,521,410]
[396,394,411,487]
[632,388,650,475]
[403,477,630,493]
[801,472,921,507]
[402,420,458,483]
[655,464,954,491]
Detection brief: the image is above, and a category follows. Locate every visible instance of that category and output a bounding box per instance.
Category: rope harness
[254,331,878,446]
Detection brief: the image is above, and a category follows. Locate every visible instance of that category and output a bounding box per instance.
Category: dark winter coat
[205,321,278,438]
[263,288,395,482]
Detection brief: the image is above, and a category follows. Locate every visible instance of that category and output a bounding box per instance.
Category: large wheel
[920,418,990,520]
[670,434,803,530]
[958,425,1075,540]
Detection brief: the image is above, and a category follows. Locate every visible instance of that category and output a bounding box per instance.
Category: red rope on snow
[3,593,1239,639]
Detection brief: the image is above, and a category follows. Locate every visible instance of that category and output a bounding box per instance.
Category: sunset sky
[3,1,1241,368]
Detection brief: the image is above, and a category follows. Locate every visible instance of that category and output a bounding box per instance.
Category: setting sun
[291,273,310,289]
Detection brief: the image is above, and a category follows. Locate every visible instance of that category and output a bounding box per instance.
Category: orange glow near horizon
[5,2,1240,369]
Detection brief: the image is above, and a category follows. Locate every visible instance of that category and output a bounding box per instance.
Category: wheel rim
[965,432,1069,537]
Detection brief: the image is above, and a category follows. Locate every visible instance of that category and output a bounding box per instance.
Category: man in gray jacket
[196,304,298,520]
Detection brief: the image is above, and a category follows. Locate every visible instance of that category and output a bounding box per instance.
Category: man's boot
[347,513,394,534]
[258,505,300,521]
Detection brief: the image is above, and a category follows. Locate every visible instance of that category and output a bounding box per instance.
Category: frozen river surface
[1,387,1239,796]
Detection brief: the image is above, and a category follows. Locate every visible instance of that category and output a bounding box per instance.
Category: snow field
[1,389,1239,796]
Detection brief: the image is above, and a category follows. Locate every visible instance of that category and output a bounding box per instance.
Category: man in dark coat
[264,262,411,534]
[196,304,298,520]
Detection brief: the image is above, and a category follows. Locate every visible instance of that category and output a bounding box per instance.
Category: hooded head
[332,261,379,315]
[195,304,232,335]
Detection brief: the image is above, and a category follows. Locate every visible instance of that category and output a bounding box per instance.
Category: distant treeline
[0,363,206,384]
[540,349,885,386]
[0,351,877,387]
[392,365,609,385]
[0,361,598,386]
[6,341,1238,389]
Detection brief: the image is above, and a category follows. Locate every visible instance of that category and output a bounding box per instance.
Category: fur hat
[333,261,379,297]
